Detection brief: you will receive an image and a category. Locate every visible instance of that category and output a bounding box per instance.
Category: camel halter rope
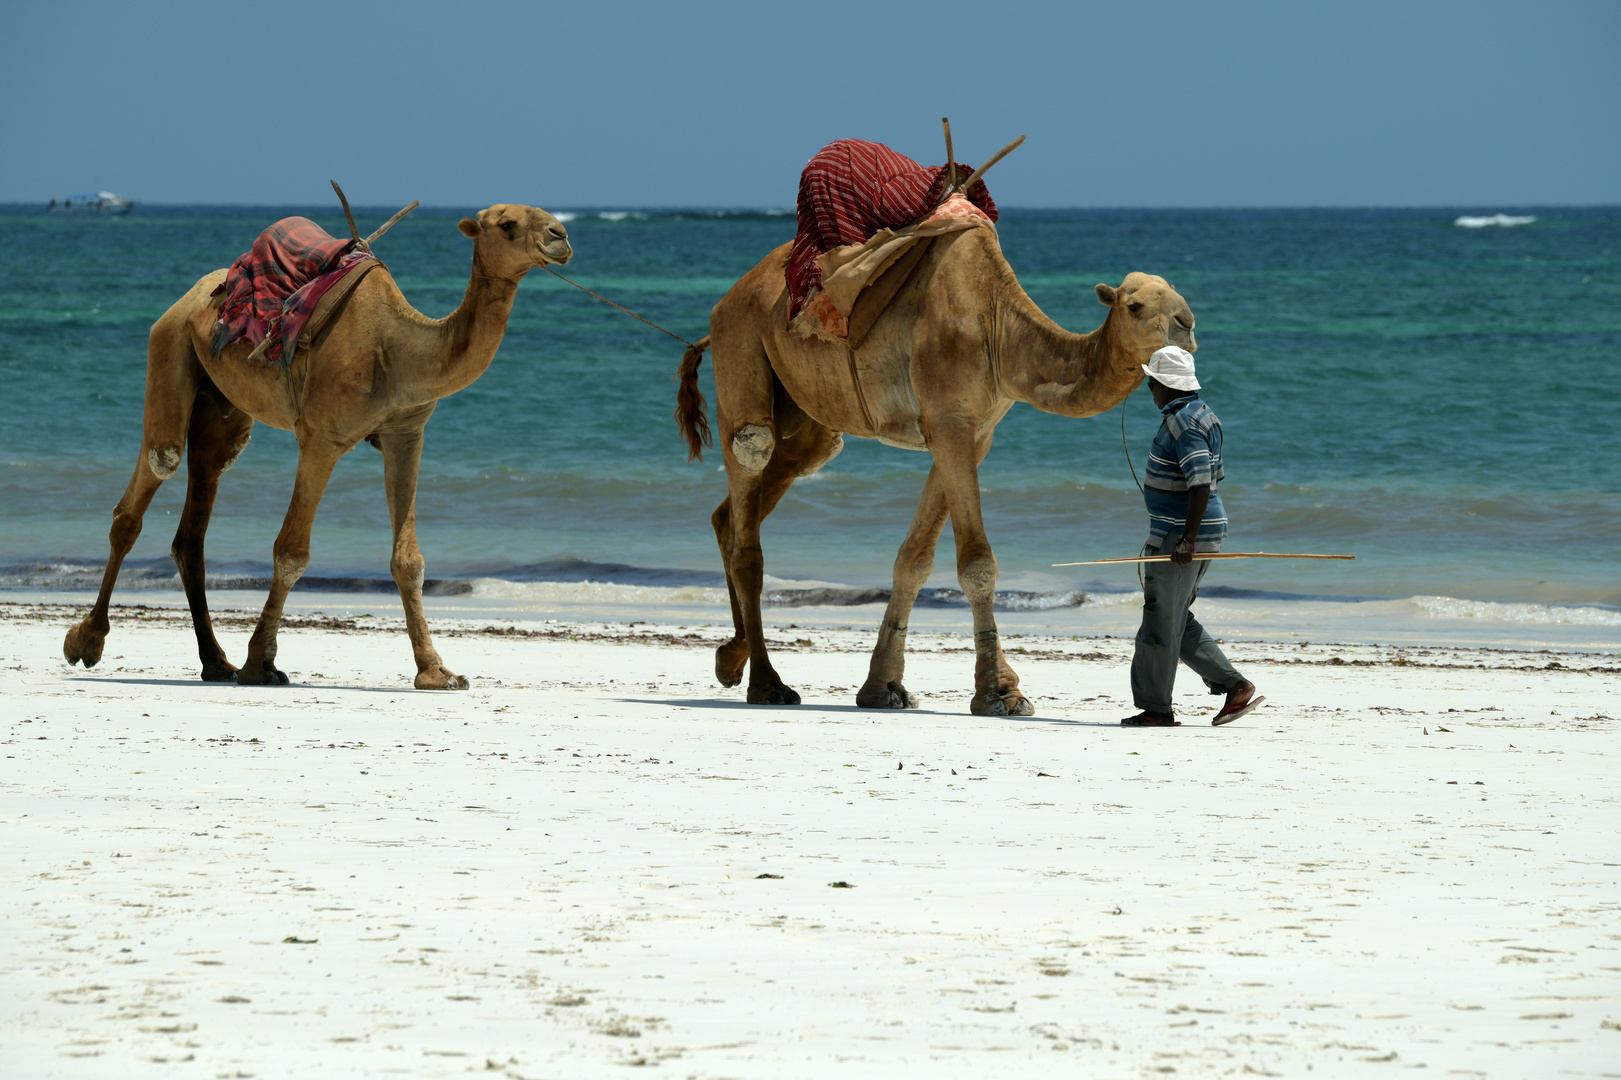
[538,266,699,349]
[1119,396,1142,494]
[1118,394,1147,589]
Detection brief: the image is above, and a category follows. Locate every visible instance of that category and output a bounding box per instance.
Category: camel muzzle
[1167,317,1196,352]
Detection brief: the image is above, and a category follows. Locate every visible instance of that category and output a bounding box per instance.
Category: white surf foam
[1078,590,1144,609]
[456,576,1139,614]
[1407,595,1621,626]
[465,578,729,606]
[1454,214,1536,228]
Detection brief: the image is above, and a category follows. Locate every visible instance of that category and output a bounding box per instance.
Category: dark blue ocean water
[1,203,1616,609]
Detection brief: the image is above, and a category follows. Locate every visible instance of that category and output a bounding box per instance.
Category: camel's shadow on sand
[70,680,1124,721]
[616,695,958,719]
[79,675,408,696]
[613,696,1118,727]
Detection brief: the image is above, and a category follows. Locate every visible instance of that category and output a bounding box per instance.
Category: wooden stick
[1052,552,1356,567]
[960,134,1025,193]
[942,117,956,195]
[364,200,420,246]
[330,180,360,242]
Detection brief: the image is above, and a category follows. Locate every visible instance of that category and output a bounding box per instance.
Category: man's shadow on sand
[613,695,1118,727]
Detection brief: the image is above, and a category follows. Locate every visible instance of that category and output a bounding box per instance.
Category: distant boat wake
[1454,213,1535,228]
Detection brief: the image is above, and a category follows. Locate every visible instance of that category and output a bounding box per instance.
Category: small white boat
[49,191,135,215]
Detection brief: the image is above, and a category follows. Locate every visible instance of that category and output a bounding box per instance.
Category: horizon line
[3,200,1618,214]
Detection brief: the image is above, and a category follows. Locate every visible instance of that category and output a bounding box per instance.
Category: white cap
[1142,345,1199,391]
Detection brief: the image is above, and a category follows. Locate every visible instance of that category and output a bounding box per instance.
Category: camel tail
[674,335,713,462]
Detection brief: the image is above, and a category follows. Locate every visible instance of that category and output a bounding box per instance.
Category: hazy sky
[3,0,1616,208]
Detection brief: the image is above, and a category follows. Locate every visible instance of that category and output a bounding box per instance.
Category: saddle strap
[296,258,385,351]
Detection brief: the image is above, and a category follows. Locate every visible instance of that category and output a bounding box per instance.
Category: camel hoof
[199,659,239,682]
[970,693,1009,717]
[63,623,104,668]
[237,661,289,686]
[746,683,801,706]
[415,668,469,690]
[714,640,748,688]
[1004,693,1035,717]
[856,679,918,709]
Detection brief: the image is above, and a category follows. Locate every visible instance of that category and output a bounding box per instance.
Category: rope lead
[1120,394,1145,591]
[541,266,698,349]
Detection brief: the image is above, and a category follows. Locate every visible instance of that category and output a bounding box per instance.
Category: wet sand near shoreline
[2,601,1618,1078]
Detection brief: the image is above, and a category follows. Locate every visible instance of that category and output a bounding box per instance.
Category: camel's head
[1095,272,1196,368]
[458,204,573,278]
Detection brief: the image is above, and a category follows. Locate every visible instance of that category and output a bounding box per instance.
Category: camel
[675,224,1196,715]
[63,204,572,688]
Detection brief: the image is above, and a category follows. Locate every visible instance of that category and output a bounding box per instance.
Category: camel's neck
[403,260,523,402]
[992,282,1137,418]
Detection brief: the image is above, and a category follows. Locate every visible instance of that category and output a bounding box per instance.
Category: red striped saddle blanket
[786,139,996,320]
[210,217,374,367]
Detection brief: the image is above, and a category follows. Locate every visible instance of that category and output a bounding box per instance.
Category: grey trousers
[1130,531,1244,714]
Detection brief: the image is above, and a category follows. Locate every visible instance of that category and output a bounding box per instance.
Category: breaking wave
[1407,595,1621,626]
[9,555,1616,626]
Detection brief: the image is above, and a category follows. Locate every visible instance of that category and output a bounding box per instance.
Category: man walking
[1122,346,1263,727]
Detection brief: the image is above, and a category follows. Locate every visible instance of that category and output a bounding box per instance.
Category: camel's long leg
[856,465,950,709]
[720,453,806,704]
[707,317,796,700]
[719,462,789,703]
[858,429,1004,710]
[710,497,751,687]
[61,456,166,669]
[377,427,467,690]
[929,424,1032,717]
[170,390,254,681]
[64,312,201,669]
[711,415,841,703]
[237,439,342,685]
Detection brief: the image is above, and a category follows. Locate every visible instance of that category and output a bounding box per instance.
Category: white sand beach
[3,595,1619,1079]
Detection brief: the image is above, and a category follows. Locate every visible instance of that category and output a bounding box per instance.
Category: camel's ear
[458,218,482,238]
[1095,283,1118,306]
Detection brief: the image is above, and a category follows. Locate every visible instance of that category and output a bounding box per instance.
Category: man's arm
[1173,484,1210,565]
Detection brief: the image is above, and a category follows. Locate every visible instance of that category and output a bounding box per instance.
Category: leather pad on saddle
[844,236,934,349]
[295,258,384,353]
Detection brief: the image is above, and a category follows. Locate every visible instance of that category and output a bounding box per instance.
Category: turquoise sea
[1,203,1617,624]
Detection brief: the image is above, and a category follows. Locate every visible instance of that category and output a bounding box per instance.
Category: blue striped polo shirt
[1143,392,1228,552]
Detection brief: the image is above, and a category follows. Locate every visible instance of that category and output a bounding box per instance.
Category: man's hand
[1172,535,1196,565]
